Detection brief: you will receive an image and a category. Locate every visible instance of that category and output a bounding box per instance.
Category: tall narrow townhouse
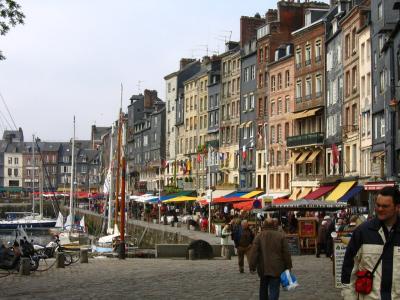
[239,38,258,190]
[288,8,329,200]
[267,45,294,199]
[181,61,209,192]
[39,142,61,191]
[171,60,201,188]
[340,2,369,179]
[4,142,24,192]
[164,58,200,186]
[206,56,221,188]
[370,0,400,180]
[219,43,241,187]
[22,141,42,193]
[255,1,310,194]
[357,1,372,181]
[325,3,348,182]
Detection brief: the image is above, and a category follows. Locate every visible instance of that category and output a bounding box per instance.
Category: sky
[0,0,326,142]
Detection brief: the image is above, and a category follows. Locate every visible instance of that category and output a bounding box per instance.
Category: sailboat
[0,135,57,229]
[58,117,89,246]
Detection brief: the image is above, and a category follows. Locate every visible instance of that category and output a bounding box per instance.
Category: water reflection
[0,228,53,246]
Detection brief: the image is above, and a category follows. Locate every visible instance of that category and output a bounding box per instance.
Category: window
[244,67,249,81]
[277,73,282,90]
[352,67,357,92]
[345,34,350,59]
[381,117,385,137]
[249,94,255,109]
[8,168,11,176]
[285,97,290,113]
[249,125,254,138]
[270,151,275,167]
[277,98,282,114]
[305,44,311,65]
[361,43,365,65]
[8,157,12,164]
[352,144,357,172]
[14,169,18,176]
[378,2,382,20]
[277,124,282,142]
[271,101,275,116]
[315,40,321,61]
[315,74,322,96]
[271,76,276,92]
[380,69,387,93]
[305,77,312,98]
[243,95,248,111]
[250,65,255,80]
[295,48,301,67]
[277,151,282,166]
[346,71,351,96]
[285,70,290,88]
[296,80,302,100]
[14,158,18,165]
[144,135,148,146]
[285,122,290,140]
[351,28,357,54]
[269,174,274,190]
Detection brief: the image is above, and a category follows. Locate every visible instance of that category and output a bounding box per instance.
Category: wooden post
[56,252,65,268]
[80,249,89,263]
[19,258,30,275]
[119,156,126,260]
[188,249,195,260]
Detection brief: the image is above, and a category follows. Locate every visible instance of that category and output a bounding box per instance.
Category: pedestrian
[324,215,334,258]
[250,218,292,300]
[235,220,254,273]
[316,220,327,258]
[341,186,400,300]
[221,224,231,257]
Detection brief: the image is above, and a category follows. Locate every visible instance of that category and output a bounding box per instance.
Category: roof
[92,126,111,141]
[184,65,209,83]
[38,142,61,152]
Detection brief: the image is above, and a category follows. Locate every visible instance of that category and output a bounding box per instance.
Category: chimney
[180,58,196,70]
[144,89,158,109]
[225,41,239,51]
[266,9,278,23]
[240,16,265,47]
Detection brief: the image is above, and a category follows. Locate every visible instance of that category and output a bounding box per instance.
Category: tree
[0,0,25,60]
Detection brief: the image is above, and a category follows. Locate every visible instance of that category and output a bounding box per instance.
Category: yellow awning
[289,187,301,200]
[306,150,321,163]
[288,152,301,164]
[296,151,311,164]
[291,110,308,120]
[241,190,264,198]
[302,107,322,118]
[325,181,356,202]
[298,187,312,199]
[163,196,199,203]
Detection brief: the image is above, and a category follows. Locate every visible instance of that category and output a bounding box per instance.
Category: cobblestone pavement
[0,255,341,300]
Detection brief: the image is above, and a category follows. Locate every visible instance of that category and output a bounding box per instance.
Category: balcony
[305,59,311,66]
[287,132,324,148]
[295,97,302,103]
[206,140,219,149]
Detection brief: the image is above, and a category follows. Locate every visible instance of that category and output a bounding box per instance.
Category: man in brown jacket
[250,218,292,300]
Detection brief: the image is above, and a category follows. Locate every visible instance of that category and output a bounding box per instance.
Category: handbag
[280,269,299,291]
[355,228,394,295]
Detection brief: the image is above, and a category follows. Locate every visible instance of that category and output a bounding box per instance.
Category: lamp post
[389,98,399,179]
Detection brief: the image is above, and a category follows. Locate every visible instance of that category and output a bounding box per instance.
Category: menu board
[286,234,301,256]
[298,218,316,237]
[333,240,347,288]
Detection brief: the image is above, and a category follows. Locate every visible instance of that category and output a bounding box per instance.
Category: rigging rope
[0,91,18,130]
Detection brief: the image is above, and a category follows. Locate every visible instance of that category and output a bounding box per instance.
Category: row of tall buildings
[3,0,400,202]
[152,0,400,199]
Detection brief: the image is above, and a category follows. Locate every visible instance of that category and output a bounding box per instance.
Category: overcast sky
[0,0,325,142]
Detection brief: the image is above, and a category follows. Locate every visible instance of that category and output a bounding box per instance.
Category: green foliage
[0,0,25,60]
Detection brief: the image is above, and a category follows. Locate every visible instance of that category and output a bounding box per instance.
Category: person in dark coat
[250,218,292,300]
[316,220,328,257]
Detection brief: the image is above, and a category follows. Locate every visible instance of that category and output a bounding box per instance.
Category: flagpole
[208,146,212,233]
[159,158,161,223]
[263,122,269,204]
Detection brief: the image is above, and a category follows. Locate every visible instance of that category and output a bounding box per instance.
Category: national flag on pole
[197,153,201,163]
[161,159,169,169]
[242,145,247,160]
[332,144,339,165]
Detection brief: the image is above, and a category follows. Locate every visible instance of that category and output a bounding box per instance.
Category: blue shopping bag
[280,269,299,291]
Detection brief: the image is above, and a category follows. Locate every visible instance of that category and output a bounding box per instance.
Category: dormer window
[305,11,312,26]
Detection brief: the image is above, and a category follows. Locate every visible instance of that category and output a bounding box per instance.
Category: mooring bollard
[19,258,31,275]
[80,249,89,263]
[56,252,65,268]
[188,249,195,260]
[224,247,231,260]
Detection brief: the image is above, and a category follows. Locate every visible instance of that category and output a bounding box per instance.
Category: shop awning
[302,107,322,118]
[224,191,247,198]
[363,181,396,191]
[163,196,199,203]
[326,181,356,202]
[306,150,321,163]
[258,192,289,201]
[304,185,336,200]
[239,122,247,128]
[241,190,264,198]
[288,152,301,164]
[339,186,363,202]
[291,110,307,120]
[272,197,292,205]
[233,199,261,211]
[211,190,235,198]
[246,121,253,127]
[289,187,301,200]
[212,196,253,204]
[297,188,312,199]
[296,151,311,164]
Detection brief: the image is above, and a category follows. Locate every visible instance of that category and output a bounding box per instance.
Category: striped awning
[326,181,356,202]
[163,196,199,203]
[339,186,363,202]
[297,188,312,200]
[288,152,301,164]
[306,150,321,163]
[289,187,301,200]
[304,185,336,200]
[296,151,311,164]
[241,190,264,198]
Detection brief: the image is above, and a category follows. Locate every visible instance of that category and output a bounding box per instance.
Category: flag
[161,159,169,169]
[197,153,201,163]
[332,144,339,165]
[242,145,247,160]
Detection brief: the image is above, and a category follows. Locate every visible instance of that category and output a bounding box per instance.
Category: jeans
[259,275,280,300]
[237,245,252,272]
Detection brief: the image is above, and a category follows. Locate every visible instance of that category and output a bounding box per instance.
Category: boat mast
[107,125,114,233]
[32,134,35,215]
[114,84,123,226]
[69,116,76,232]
